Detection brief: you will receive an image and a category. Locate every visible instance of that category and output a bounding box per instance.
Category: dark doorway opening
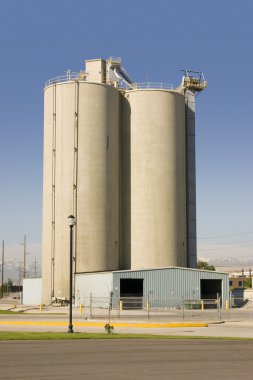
[201,279,222,302]
[120,278,143,309]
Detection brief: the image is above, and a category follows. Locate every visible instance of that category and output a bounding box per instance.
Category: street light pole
[68,215,75,333]
[1,240,4,298]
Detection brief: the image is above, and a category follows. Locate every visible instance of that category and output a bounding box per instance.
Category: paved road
[0,339,252,379]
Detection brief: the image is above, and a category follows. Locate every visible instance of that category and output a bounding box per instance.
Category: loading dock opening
[120,278,143,309]
[201,279,222,300]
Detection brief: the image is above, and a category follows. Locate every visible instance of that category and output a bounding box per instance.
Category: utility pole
[1,240,4,298]
[17,262,23,292]
[20,235,30,279]
[33,257,38,278]
[23,235,26,278]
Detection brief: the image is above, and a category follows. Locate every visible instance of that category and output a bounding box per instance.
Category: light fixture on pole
[68,214,76,333]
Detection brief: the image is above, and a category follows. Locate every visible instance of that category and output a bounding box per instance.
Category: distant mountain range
[2,255,253,282]
[199,256,253,267]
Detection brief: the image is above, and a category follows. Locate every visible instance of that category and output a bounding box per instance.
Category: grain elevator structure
[42,58,207,304]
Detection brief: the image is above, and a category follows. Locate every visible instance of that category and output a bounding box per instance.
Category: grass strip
[0,310,21,314]
[0,331,253,340]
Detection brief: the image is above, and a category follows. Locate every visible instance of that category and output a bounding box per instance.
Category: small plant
[104,323,114,334]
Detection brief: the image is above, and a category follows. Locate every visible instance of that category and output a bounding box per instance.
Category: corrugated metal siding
[113,268,229,306]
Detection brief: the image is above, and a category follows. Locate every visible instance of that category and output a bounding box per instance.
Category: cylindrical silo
[42,81,120,304]
[121,89,187,270]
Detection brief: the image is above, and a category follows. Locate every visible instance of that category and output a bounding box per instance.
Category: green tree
[243,278,252,289]
[3,279,13,294]
[197,260,215,271]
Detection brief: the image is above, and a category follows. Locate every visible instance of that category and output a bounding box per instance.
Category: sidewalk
[1,302,253,324]
[2,303,253,337]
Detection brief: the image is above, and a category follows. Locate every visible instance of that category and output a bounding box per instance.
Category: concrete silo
[41,58,206,304]
[42,61,120,304]
[121,89,187,269]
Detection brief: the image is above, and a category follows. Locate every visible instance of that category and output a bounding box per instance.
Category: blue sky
[0,0,252,271]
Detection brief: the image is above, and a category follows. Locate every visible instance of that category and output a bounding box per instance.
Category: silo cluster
[42,58,206,303]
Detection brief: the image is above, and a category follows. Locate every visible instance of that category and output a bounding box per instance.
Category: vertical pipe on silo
[51,83,57,298]
[73,81,79,274]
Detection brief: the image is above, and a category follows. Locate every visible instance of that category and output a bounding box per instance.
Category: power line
[201,239,253,245]
[198,232,253,240]
[198,244,253,252]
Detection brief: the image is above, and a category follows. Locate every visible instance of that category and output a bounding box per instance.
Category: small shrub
[104,323,114,334]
